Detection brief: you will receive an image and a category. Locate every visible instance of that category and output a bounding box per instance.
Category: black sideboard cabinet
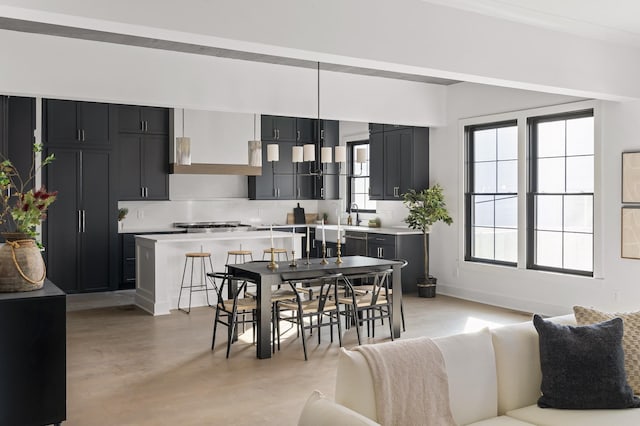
[0,280,66,426]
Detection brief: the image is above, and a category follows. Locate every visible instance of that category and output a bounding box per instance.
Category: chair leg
[401,301,406,332]
[336,308,343,347]
[388,306,394,341]
[298,309,308,361]
[227,310,238,358]
[212,307,221,350]
[353,308,361,345]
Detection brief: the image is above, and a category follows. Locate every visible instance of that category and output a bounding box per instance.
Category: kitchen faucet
[350,203,360,226]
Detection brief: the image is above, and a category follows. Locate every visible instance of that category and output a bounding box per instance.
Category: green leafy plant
[118,208,129,222]
[0,143,57,238]
[403,184,453,281]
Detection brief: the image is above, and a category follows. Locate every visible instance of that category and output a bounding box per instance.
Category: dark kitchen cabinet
[0,280,66,426]
[317,120,339,200]
[261,115,296,142]
[120,233,136,289]
[117,133,169,200]
[367,232,424,293]
[45,99,111,145]
[369,125,429,200]
[117,105,169,135]
[44,147,117,293]
[296,118,314,142]
[0,96,35,243]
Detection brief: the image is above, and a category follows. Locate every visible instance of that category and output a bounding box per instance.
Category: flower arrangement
[0,143,57,238]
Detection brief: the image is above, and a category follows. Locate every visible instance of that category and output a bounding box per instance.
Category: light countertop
[135,230,302,243]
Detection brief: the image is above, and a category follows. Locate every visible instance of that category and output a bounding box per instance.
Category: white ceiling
[423,0,640,47]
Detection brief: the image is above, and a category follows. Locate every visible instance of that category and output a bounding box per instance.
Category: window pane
[537,158,565,193]
[497,160,517,193]
[354,178,367,193]
[474,129,496,162]
[474,196,494,227]
[536,231,563,268]
[564,232,593,271]
[474,227,494,259]
[354,194,367,208]
[566,156,594,193]
[495,195,517,228]
[497,126,518,160]
[537,121,565,158]
[566,117,594,156]
[536,195,562,231]
[564,195,593,233]
[474,162,496,193]
[495,229,518,263]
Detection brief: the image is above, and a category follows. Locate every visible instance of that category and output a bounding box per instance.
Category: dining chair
[277,272,344,360]
[338,268,394,345]
[352,258,408,331]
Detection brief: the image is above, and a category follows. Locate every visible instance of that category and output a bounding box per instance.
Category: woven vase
[0,233,46,292]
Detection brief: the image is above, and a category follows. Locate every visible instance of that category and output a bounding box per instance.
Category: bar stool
[177,251,215,314]
[262,248,289,261]
[226,249,253,265]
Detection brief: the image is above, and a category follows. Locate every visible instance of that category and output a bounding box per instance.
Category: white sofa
[299,315,640,425]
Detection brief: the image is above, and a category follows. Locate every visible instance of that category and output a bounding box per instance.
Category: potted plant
[0,143,57,291]
[118,207,129,231]
[402,184,452,298]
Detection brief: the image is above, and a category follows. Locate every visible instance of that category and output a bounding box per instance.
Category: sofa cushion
[534,314,640,409]
[574,305,640,395]
[298,390,381,426]
[491,314,575,415]
[467,415,536,426]
[507,404,640,426]
[433,328,498,426]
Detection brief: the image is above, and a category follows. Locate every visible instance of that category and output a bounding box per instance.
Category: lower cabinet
[45,148,117,293]
[0,280,66,426]
[367,233,424,293]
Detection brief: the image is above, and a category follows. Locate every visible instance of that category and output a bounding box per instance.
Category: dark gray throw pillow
[533,314,640,409]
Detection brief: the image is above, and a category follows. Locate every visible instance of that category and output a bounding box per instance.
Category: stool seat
[228,250,253,256]
[263,248,287,254]
[186,252,212,258]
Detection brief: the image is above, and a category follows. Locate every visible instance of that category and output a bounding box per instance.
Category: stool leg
[207,255,215,307]
[178,257,189,313]
[187,257,194,314]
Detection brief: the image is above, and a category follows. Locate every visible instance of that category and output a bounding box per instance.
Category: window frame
[347,140,376,213]
[464,120,519,267]
[526,109,595,277]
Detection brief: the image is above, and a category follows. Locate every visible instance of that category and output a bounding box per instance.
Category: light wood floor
[65,294,531,425]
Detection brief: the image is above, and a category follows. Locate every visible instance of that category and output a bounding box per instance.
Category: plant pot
[0,233,46,292]
[417,276,437,298]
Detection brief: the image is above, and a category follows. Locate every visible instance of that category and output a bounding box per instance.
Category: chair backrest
[208,272,251,312]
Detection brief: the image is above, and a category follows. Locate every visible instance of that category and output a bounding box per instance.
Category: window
[465,121,518,265]
[528,110,594,276]
[347,141,376,212]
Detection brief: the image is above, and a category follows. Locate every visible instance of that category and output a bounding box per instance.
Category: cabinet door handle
[145,121,149,132]
[6,185,10,198]
[82,210,86,233]
[145,187,149,198]
[320,187,324,199]
[277,129,280,140]
[141,187,145,198]
[380,247,384,258]
[81,129,85,141]
[327,248,332,257]
[141,121,145,131]
[321,129,325,140]
[78,210,82,233]
[297,130,301,141]
[273,129,277,139]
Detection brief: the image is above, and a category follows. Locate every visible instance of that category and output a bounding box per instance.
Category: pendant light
[248,114,262,167]
[176,108,191,165]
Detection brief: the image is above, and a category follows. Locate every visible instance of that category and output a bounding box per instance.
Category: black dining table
[227,255,403,359]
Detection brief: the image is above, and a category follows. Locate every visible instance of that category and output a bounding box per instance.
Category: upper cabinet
[261,115,296,142]
[249,115,339,200]
[116,105,170,201]
[44,99,111,146]
[369,125,429,200]
[117,105,169,135]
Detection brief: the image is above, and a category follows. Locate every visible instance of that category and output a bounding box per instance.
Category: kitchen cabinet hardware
[81,210,86,233]
[297,130,301,141]
[77,210,81,233]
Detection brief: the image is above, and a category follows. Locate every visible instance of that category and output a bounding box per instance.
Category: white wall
[431,82,640,315]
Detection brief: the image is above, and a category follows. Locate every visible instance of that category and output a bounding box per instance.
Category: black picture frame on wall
[622,151,640,203]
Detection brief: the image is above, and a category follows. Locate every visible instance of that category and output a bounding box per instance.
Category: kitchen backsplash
[118,198,409,231]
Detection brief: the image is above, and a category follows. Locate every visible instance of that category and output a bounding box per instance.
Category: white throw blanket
[353,337,457,426]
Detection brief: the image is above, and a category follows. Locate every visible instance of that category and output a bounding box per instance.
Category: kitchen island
[135,230,302,315]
